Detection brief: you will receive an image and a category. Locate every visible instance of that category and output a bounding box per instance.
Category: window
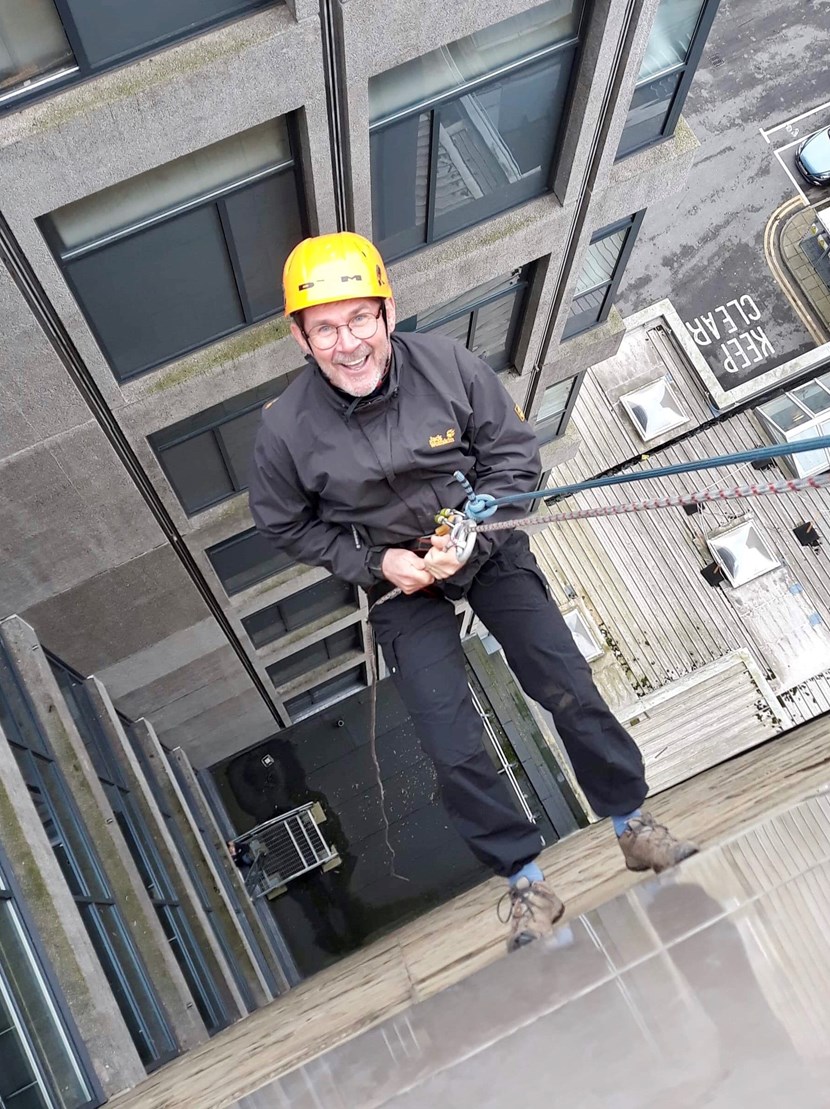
[122,722,258,1014]
[0,861,96,1109]
[0,0,273,110]
[150,375,297,515]
[398,267,532,372]
[283,666,366,721]
[369,1,583,261]
[757,372,830,478]
[242,578,358,650]
[49,658,230,1037]
[563,215,643,338]
[207,528,294,595]
[616,0,715,158]
[0,642,177,1072]
[165,758,280,998]
[42,119,304,380]
[266,625,363,689]
[536,375,578,442]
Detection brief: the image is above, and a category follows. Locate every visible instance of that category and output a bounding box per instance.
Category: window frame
[756,371,830,479]
[206,528,294,596]
[535,372,582,444]
[615,0,720,160]
[48,656,232,1037]
[0,641,179,1073]
[242,578,360,651]
[149,375,296,516]
[266,624,364,689]
[562,213,644,339]
[0,844,102,1109]
[283,665,367,722]
[41,116,307,382]
[0,0,276,115]
[399,264,534,373]
[369,8,585,262]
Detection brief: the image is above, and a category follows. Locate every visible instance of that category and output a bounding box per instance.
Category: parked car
[796,127,830,187]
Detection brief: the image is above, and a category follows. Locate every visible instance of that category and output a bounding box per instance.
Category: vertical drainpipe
[319,0,352,231]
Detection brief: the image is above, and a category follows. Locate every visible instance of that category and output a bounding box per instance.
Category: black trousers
[369,531,648,878]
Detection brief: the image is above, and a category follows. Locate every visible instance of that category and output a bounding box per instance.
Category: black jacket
[248,332,542,588]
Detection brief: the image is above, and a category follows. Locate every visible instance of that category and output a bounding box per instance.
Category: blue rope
[479,436,830,509]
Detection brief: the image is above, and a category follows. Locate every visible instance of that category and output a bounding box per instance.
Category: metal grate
[231,804,338,898]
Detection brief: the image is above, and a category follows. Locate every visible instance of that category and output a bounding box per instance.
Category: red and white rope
[482,472,830,531]
[369,472,830,609]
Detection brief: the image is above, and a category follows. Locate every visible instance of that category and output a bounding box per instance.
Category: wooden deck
[111,717,830,1109]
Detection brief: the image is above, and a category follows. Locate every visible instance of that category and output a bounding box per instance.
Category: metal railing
[231,804,339,899]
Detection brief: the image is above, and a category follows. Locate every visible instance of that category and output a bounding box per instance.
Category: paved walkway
[111,717,830,1109]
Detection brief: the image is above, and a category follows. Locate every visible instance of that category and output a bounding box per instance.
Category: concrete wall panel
[0,422,166,613]
[0,268,91,455]
[19,546,208,670]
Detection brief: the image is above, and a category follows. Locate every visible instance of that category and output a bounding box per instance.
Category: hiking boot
[618,813,699,874]
[499,877,565,954]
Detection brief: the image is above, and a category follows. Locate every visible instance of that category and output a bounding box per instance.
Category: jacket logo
[429,428,456,448]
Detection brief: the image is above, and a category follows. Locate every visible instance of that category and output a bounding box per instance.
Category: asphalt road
[616,0,830,391]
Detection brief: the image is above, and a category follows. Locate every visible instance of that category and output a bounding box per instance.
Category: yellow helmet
[282,232,391,315]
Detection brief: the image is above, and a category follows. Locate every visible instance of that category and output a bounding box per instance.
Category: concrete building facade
[0,0,722,1100]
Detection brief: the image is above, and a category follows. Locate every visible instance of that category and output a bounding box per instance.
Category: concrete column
[0,721,145,1098]
[167,746,292,996]
[130,720,289,1001]
[83,677,248,1022]
[0,615,207,1053]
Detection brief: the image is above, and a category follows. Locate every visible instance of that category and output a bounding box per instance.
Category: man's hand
[381,548,435,594]
[423,533,465,581]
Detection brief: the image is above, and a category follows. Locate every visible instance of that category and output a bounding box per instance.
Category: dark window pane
[242,578,356,649]
[370,2,579,121]
[638,0,706,81]
[0,889,94,1107]
[266,624,362,687]
[224,172,302,320]
[413,268,528,371]
[50,120,291,253]
[371,111,430,261]
[66,205,244,379]
[61,0,268,69]
[151,375,297,514]
[159,432,234,515]
[471,292,520,370]
[284,666,365,718]
[207,529,293,595]
[0,1,74,95]
[563,286,609,338]
[216,407,263,490]
[152,377,291,451]
[536,377,575,443]
[431,53,573,240]
[616,70,683,157]
[574,230,628,294]
[82,904,176,1068]
[279,578,355,631]
[428,314,472,346]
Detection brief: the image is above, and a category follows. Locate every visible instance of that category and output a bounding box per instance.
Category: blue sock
[508,861,544,887]
[612,809,642,837]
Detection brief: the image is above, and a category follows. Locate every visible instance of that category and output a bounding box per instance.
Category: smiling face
[291,297,396,397]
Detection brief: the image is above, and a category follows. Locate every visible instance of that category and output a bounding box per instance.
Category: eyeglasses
[305,306,383,350]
